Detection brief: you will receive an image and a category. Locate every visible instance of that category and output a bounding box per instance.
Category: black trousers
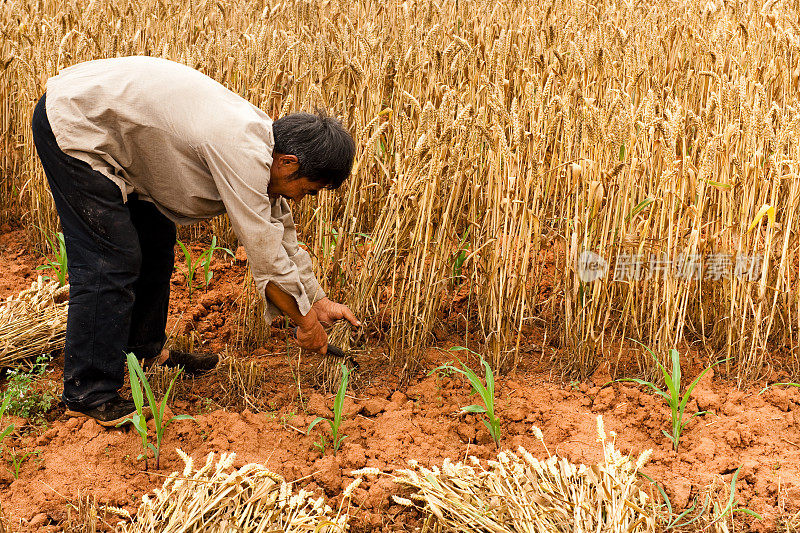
[31,94,176,409]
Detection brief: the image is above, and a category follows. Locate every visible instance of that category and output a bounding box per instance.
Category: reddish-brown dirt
[1,225,799,532]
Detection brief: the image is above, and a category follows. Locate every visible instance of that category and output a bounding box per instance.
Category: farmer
[30,56,360,427]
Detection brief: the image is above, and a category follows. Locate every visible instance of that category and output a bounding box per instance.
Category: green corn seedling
[307,362,350,455]
[617,342,727,452]
[8,449,37,479]
[118,353,193,469]
[176,239,198,296]
[36,230,68,286]
[177,237,233,295]
[450,228,471,286]
[199,235,234,289]
[432,347,501,448]
[0,394,14,449]
[642,465,761,529]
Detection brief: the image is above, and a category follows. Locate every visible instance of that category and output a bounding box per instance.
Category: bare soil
[0,225,799,532]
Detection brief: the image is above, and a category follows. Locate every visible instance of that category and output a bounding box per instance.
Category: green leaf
[639,472,672,514]
[307,417,326,434]
[132,413,147,435]
[455,363,488,402]
[170,414,195,422]
[462,405,487,414]
[115,417,134,429]
[481,358,495,405]
[161,370,181,421]
[132,359,157,420]
[126,353,145,411]
[724,466,741,513]
[616,378,670,401]
[669,349,681,396]
[733,508,763,519]
[624,198,654,222]
[333,362,350,426]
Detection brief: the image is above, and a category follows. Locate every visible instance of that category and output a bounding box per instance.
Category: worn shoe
[65,397,152,428]
[162,349,219,375]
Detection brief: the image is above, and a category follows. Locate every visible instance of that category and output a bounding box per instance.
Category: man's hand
[296,310,328,353]
[264,281,329,353]
[312,297,361,328]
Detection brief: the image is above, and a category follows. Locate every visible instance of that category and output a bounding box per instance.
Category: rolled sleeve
[271,198,326,304]
[198,141,313,322]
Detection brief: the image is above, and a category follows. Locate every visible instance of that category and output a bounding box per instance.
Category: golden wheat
[1,0,799,382]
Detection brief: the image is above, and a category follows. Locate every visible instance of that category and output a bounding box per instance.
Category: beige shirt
[45,56,324,321]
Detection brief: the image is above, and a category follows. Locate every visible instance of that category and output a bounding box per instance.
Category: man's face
[268,153,326,201]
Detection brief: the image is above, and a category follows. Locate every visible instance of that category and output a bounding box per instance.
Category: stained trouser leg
[126,198,176,361]
[31,94,142,410]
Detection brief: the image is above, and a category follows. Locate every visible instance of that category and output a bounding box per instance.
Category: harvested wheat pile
[390,418,657,533]
[0,277,68,370]
[128,450,352,532]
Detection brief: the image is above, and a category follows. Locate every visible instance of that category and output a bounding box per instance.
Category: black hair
[272,110,356,189]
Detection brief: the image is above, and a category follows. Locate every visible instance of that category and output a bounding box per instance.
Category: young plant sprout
[617,342,727,452]
[199,235,234,289]
[642,465,762,529]
[36,230,68,286]
[450,227,471,286]
[0,394,14,449]
[118,353,194,469]
[307,362,350,455]
[432,346,501,448]
[176,236,234,296]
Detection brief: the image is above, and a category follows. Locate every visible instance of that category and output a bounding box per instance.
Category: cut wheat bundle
[391,418,657,533]
[0,277,68,370]
[127,449,353,532]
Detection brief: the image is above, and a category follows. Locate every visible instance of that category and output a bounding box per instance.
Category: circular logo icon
[577,251,608,282]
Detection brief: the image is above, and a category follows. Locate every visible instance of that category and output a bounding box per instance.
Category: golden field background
[2,0,799,380]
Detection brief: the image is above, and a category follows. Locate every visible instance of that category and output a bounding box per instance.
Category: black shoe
[163,349,219,375]
[65,397,152,428]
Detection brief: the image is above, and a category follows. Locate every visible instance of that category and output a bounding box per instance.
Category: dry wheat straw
[2,0,799,381]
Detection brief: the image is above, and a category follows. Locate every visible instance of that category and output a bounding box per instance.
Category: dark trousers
[31,94,176,409]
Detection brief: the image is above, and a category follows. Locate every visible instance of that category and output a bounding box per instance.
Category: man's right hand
[295,311,328,353]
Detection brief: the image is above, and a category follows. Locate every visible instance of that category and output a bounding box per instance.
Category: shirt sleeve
[270,198,326,304]
[197,141,312,323]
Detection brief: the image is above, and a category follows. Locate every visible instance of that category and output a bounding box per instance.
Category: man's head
[268,110,356,202]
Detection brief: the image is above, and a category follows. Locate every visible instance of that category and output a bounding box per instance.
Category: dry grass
[2,0,799,382]
[61,493,131,533]
[389,417,746,532]
[217,351,272,410]
[0,278,67,370]
[143,364,189,400]
[0,504,7,533]
[127,449,353,532]
[391,421,658,532]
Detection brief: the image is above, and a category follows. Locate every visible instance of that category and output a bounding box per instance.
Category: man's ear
[277,154,300,179]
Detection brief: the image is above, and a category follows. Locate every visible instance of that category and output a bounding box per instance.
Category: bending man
[31,56,358,426]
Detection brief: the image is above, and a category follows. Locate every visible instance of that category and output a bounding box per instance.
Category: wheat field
[2,0,799,381]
